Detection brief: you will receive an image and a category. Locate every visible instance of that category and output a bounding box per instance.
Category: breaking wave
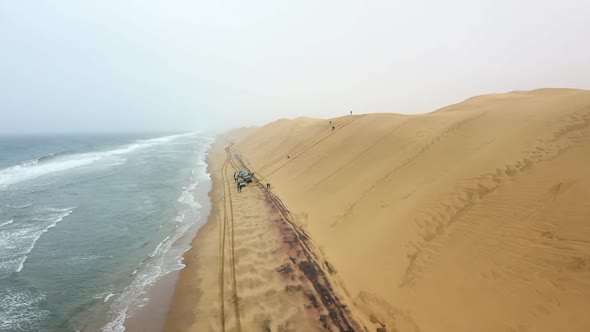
[0,133,196,187]
[0,207,75,276]
[0,219,14,228]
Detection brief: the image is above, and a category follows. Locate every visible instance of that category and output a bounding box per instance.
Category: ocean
[0,133,213,332]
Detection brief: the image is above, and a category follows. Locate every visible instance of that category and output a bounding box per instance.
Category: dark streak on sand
[232,151,359,332]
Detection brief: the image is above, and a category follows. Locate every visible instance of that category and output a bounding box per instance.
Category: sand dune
[227,88,590,331]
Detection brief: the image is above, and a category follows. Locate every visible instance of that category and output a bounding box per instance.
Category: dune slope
[229,88,590,332]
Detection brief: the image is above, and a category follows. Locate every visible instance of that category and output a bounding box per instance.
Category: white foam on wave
[177,182,202,209]
[0,133,196,188]
[0,219,14,228]
[0,288,50,331]
[102,224,193,331]
[149,236,170,258]
[175,212,185,224]
[0,155,102,187]
[65,254,103,266]
[0,207,74,276]
[137,132,196,145]
[7,203,32,209]
[104,293,115,303]
[15,208,75,272]
[102,160,210,332]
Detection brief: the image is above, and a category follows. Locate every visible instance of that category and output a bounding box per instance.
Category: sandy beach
[6,1,590,330]
[166,88,590,332]
[165,141,367,331]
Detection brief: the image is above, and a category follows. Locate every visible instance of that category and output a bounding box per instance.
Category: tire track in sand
[231,149,359,332]
[219,148,242,331]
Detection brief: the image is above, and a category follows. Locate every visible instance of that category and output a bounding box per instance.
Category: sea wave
[102,162,209,332]
[149,236,170,258]
[7,203,32,209]
[0,155,103,187]
[0,219,14,228]
[177,181,202,209]
[0,288,50,331]
[0,207,74,276]
[0,133,196,187]
[16,208,75,272]
[37,150,73,163]
[136,132,196,145]
[104,293,115,303]
[64,254,103,266]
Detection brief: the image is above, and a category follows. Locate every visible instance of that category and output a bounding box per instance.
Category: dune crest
[229,88,590,332]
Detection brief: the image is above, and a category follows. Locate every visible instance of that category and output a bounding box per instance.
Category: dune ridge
[228,88,590,331]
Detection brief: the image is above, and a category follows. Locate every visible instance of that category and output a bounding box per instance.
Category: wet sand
[124,271,179,332]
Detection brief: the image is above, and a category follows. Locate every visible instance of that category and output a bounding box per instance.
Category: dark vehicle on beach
[238,170,253,183]
[238,180,247,188]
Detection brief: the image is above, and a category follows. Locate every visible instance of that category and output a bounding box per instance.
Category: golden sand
[167,88,590,332]
[165,142,368,331]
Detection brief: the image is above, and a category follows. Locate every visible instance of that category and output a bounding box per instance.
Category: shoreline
[71,135,214,332]
[164,139,226,331]
[123,270,180,332]
[120,144,215,332]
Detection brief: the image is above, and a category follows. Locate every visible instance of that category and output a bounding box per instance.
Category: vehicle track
[231,150,358,332]
[218,157,228,331]
[219,148,242,332]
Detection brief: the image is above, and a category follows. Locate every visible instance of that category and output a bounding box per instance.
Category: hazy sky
[1,0,589,133]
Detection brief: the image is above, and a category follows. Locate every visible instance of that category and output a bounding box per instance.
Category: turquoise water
[0,133,212,331]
